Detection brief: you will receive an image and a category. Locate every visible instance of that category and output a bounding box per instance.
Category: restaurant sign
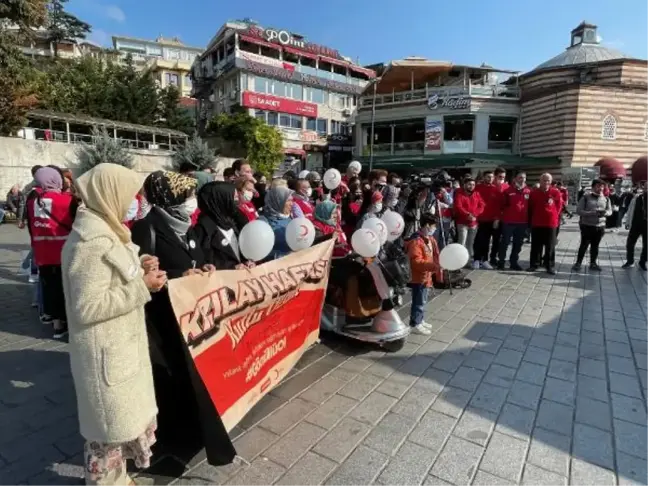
[235,57,364,95]
[242,91,318,117]
[243,25,341,59]
[428,93,471,110]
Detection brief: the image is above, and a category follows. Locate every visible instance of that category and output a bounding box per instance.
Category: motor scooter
[320,254,411,352]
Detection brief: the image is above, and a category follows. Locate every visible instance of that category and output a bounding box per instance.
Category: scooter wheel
[381,338,406,352]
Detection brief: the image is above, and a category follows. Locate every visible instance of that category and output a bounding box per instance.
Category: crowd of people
[4,158,647,484]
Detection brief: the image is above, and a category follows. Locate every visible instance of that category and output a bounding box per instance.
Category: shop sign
[300,130,319,142]
[239,51,295,72]
[242,91,318,117]
[326,134,352,145]
[428,93,471,110]
[244,25,341,59]
[236,58,364,95]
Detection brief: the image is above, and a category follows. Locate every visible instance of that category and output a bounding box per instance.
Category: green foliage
[0,0,48,135]
[46,0,91,57]
[157,85,195,135]
[171,134,214,172]
[76,126,134,174]
[207,110,283,177]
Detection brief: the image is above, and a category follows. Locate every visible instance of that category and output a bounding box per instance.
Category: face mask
[371,203,383,213]
[181,197,198,216]
[515,182,525,189]
[389,198,398,208]
[427,226,437,237]
[243,190,254,201]
[304,187,313,198]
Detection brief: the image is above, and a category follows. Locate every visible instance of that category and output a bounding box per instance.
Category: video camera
[407,170,453,195]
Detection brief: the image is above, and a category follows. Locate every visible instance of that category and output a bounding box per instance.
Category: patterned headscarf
[314,200,337,227]
[143,170,197,209]
[34,167,63,193]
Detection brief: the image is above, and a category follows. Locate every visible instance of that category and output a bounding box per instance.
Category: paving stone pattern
[0,223,646,485]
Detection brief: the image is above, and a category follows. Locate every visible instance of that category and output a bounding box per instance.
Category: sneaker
[622,261,634,269]
[420,321,433,329]
[53,324,68,339]
[480,261,493,270]
[472,261,481,270]
[639,262,647,271]
[31,301,39,308]
[526,266,537,272]
[589,263,602,272]
[28,274,39,284]
[412,323,432,335]
[572,263,582,272]
[510,263,523,271]
[41,314,53,325]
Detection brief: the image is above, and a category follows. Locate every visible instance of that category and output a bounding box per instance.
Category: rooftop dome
[530,21,629,72]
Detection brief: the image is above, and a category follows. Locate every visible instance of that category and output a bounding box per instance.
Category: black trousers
[626,223,648,264]
[474,221,499,262]
[530,227,557,269]
[576,225,605,265]
[39,265,67,321]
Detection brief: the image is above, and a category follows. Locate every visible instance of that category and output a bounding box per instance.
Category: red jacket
[313,219,351,257]
[529,187,563,228]
[476,183,504,222]
[293,196,314,220]
[238,200,258,222]
[558,187,569,206]
[453,188,485,227]
[28,189,75,266]
[501,185,532,224]
[190,208,201,227]
[405,233,443,287]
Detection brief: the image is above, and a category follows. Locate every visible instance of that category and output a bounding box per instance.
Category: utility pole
[369,79,378,172]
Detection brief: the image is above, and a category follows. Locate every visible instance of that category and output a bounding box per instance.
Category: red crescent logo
[367,230,376,244]
[299,224,308,237]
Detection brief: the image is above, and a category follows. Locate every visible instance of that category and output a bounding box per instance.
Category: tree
[0,0,48,135]
[46,0,91,57]
[76,126,134,174]
[171,134,214,172]
[158,85,195,135]
[207,110,283,176]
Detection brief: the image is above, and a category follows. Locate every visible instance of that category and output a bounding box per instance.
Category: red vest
[238,201,258,222]
[293,196,314,220]
[28,190,74,266]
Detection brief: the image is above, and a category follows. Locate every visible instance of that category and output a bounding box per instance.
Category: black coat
[191,215,242,270]
[131,211,236,466]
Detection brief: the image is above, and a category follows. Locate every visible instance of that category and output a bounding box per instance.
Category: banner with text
[168,240,335,432]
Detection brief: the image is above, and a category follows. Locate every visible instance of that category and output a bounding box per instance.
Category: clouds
[104,4,126,23]
[74,0,126,23]
[88,28,110,47]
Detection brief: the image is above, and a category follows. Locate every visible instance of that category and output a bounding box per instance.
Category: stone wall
[0,137,235,195]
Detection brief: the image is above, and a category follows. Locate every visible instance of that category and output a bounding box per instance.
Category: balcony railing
[18,128,178,151]
[364,141,425,156]
[360,85,520,108]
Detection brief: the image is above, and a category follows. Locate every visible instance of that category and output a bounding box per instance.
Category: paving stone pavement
[0,222,646,485]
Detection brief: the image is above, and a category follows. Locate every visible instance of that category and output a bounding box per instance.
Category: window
[254,76,267,94]
[488,117,516,150]
[272,81,286,97]
[165,73,179,87]
[308,88,326,104]
[292,84,303,101]
[444,116,474,141]
[267,112,278,126]
[183,75,192,89]
[255,110,266,121]
[316,118,327,135]
[306,117,316,131]
[601,115,617,140]
[241,73,248,91]
[278,113,302,129]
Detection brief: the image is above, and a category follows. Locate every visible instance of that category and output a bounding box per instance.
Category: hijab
[34,167,63,193]
[314,200,337,227]
[198,181,239,231]
[193,171,212,192]
[143,171,197,236]
[75,163,143,243]
[263,186,293,219]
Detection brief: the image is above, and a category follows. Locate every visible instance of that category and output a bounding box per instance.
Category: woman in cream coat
[61,163,167,485]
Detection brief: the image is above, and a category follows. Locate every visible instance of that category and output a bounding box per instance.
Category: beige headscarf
[75,164,143,243]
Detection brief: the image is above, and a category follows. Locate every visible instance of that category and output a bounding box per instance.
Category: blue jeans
[434,221,452,250]
[498,223,527,265]
[409,284,429,326]
[0,207,5,223]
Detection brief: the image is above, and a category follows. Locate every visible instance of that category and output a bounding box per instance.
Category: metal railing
[19,128,177,151]
[360,85,520,108]
[363,141,425,156]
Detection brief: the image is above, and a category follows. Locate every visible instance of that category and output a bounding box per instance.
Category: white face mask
[243,190,254,201]
[371,203,383,213]
[181,197,198,216]
[304,187,313,198]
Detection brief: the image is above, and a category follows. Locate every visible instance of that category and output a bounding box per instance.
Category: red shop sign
[242,92,318,117]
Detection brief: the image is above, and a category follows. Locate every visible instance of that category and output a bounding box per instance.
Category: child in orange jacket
[405,213,442,335]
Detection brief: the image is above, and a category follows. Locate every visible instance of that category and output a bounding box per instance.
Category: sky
[68,0,647,73]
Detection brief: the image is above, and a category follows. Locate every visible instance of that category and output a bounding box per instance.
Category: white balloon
[285,217,315,251]
[362,217,388,245]
[239,220,276,261]
[351,228,381,258]
[323,168,342,190]
[439,243,470,271]
[380,210,405,242]
[298,170,310,179]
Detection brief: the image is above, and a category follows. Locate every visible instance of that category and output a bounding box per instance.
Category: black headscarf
[197,181,240,231]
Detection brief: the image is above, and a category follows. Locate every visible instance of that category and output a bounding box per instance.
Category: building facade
[519,22,648,169]
[191,20,375,171]
[112,35,203,99]
[8,25,105,60]
[354,58,527,177]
